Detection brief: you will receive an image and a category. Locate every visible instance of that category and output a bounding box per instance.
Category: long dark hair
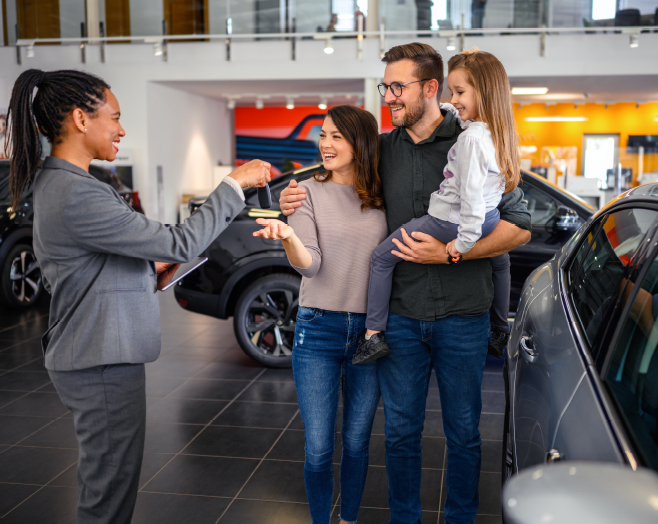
[315,105,384,211]
[5,69,110,209]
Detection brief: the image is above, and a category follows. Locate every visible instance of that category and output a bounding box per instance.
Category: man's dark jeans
[377,312,490,524]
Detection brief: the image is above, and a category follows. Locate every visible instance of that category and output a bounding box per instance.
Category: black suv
[0,160,144,309]
[174,164,594,368]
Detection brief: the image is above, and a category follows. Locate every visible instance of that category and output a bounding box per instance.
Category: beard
[389,92,426,128]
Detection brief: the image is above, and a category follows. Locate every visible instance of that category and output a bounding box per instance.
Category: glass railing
[3,0,657,45]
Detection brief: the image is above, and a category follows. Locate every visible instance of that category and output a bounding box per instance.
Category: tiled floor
[0,290,505,523]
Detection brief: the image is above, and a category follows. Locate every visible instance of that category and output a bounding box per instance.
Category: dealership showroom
[2,0,658,523]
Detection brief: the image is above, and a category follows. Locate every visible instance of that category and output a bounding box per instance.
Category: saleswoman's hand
[155,262,181,290]
[253,219,294,241]
[227,159,272,188]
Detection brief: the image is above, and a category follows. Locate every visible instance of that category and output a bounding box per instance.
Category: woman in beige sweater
[253,105,386,524]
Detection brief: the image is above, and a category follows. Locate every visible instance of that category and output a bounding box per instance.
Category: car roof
[592,182,658,219]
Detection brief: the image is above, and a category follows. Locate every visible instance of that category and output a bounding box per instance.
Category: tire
[501,358,516,486]
[233,274,301,368]
[0,244,44,309]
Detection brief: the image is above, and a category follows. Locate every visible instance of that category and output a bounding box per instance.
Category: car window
[604,253,658,471]
[520,181,558,226]
[568,208,658,347]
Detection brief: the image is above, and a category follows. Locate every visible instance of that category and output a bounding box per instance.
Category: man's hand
[155,262,181,291]
[392,221,531,264]
[279,179,307,216]
[228,159,272,188]
[391,228,450,264]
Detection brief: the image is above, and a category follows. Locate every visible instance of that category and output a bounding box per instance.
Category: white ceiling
[159,74,658,107]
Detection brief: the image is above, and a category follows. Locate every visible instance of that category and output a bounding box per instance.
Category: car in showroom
[0,160,144,309]
[174,164,594,367]
[503,183,658,489]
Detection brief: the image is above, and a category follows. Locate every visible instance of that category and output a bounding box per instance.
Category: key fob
[257,184,272,209]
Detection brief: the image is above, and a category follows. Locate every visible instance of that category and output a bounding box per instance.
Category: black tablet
[159,257,208,291]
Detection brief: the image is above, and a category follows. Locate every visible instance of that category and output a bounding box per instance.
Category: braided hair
[5,69,110,209]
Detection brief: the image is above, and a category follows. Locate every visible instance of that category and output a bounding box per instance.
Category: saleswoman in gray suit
[6,69,271,524]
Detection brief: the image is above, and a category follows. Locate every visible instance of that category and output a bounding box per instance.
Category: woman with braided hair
[6,69,271,524]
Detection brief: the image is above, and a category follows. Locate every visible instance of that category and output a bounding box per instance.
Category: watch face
[449,254,462,264]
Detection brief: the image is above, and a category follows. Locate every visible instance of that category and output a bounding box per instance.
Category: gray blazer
[33,156,245,371]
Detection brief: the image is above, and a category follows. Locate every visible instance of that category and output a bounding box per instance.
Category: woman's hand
[155,262,181,290]
[228,159,272,188]
[253,219,294,241]
[279,179,307,216]
[445,240,461,258]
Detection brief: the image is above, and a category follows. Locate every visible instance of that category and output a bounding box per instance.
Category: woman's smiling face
[319,116,354,174]
[86,89,125,162]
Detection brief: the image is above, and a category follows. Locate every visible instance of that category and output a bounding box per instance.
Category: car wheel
[0,244,44,309]
[502,358,516,486]
[233,274,300,368]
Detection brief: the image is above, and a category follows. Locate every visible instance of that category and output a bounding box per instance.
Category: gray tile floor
[0,290,505,523]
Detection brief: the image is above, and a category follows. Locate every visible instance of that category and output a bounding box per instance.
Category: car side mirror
[554,206,583,232]
[502,462,658,524]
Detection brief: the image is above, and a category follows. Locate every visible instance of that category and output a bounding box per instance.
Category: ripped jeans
[293,307,380,524]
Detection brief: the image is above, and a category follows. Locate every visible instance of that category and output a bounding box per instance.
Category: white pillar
[86,0,100,38]
[364,77,382,132]
[366,0,379,34]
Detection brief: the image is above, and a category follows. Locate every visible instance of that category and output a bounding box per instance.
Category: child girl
[353,48,520,365]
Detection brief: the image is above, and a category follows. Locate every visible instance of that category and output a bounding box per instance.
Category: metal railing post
[99,22,105,63]
[357,13,364,60]
[80,22,87,63]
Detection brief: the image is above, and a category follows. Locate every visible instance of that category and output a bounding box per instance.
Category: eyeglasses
[377,79,431,97]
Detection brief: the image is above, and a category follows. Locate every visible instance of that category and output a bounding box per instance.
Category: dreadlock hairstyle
[5,69,110,209]
[448,48,520,193]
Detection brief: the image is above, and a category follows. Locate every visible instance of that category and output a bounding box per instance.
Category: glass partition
[3,0,657,44]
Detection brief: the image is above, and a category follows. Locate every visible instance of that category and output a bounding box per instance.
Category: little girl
[354,48,520,365]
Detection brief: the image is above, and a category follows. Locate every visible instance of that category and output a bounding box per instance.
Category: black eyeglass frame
[377,78,432,97]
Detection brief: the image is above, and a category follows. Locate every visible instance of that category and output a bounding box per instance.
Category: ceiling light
[511,87,549,95]
[153,41,163,56]
[524,116,588,122]
[255,98,264,110]
[446,37,456,51]
[227,98,236,110]
[286,98,295,110]
[318,98,328,110]
[630,33,639,48]
[324,38,334,54]
[26,44,34,58]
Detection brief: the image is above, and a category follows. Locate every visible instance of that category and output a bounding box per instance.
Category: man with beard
[281,43,531,523]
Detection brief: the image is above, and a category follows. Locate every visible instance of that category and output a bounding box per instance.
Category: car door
[511,206,658,471]
[596,234,658,471]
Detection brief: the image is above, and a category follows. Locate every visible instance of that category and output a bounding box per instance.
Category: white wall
[146,83,232,222]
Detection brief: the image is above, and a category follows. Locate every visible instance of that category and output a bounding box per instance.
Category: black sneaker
[352,332,390,365]
[488,329,510,359]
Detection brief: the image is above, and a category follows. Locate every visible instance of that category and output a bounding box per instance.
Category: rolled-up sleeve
[497,186,532,232]
[287,188,322,278]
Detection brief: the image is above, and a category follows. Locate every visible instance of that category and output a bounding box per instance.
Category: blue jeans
[293,307,381,524]
[377,312,490,524]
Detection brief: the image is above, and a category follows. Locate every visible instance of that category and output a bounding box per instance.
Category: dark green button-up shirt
[380,108,531,321]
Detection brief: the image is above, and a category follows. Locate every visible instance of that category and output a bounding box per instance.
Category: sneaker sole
[352,346,390,365]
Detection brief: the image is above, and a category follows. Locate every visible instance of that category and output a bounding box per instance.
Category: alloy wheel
[9,249,42,304]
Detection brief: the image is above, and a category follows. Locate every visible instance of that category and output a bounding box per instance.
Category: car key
[257,184,272,209]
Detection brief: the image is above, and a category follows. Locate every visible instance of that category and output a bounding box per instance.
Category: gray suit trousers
[48,364,146,524]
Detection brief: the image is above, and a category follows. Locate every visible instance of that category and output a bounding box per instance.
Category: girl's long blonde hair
[448,48,520,192]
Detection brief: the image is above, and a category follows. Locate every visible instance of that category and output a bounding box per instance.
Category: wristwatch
[448,253,463,265]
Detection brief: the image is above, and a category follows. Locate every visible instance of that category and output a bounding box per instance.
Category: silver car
[504,183,658,483]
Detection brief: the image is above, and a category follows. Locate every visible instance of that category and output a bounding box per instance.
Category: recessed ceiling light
[525,116,588,122]
[512,87,549,95]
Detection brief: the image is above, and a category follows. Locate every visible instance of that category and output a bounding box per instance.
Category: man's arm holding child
[391,187,531,264]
